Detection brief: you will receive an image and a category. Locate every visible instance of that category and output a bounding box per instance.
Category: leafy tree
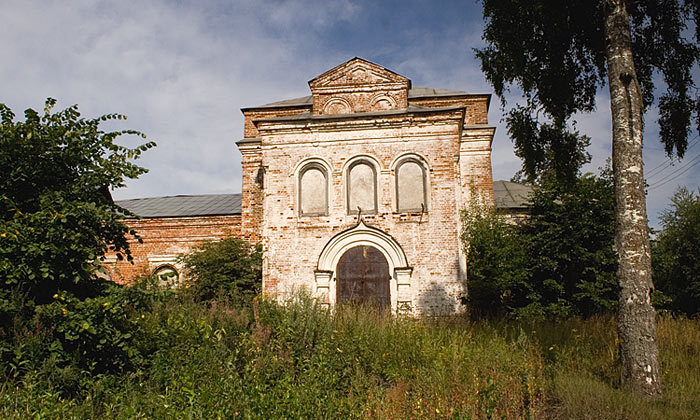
[476,0,700,396]
[461,198,528,318]
[0,99,155,330]
[180,237,262,304]
[462,171,617,319]
[652,188,700,316]
[521,170,618,318]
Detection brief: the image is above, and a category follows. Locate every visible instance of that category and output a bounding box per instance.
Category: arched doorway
[336,245,390,309]
[315,220,413,311]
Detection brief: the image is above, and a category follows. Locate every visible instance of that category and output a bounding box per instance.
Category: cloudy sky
[2,0,698,228]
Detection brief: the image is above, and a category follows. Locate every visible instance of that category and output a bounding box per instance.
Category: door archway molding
[314,220,413,311]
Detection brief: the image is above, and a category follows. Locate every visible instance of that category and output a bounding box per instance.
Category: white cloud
[2,0,697,228]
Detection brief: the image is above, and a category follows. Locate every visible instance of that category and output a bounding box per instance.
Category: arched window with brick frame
[347,160,377,214]
[153,264,180,287]
[299,162,329,216]
[396,158,428,213]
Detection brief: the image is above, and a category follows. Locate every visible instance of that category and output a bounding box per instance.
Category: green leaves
[652,188,700,316]
[180,238,262,305]
[462,171,617,319]
[477,0,700,174]
[0,98,154,336]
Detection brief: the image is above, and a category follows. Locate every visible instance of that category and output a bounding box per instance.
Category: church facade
[107,58,499,316]
[237,58,495,315]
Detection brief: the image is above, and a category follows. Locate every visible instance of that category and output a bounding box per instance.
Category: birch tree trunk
[604,0,662,397]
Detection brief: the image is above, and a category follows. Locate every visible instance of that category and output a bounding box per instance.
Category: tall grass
[1,293,698,419]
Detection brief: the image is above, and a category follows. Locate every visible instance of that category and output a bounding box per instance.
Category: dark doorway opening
[336,245,390,310]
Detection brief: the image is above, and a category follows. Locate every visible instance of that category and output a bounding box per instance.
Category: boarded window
[397,160,426,212]
[300,165,328,216]
[348,161,376,214]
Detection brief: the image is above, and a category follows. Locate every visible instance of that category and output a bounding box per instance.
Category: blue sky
[2,0,698,228]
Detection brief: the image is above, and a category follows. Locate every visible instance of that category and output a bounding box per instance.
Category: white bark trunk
[604,0,661,397]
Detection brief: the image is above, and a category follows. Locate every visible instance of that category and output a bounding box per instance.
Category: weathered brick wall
[104,215,241,284]
[239,146,264,244]
[409,95,490,125]
[254,104,492,315]
[243,107,309,138]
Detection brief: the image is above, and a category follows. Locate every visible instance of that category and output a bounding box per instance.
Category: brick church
[106,58,529,316]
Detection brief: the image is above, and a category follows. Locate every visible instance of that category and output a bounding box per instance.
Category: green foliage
[180,237,262,304]
[0,295,547,419]
[477,0,700,178]
[1,295,698,419]
[0,278,168,394]
[0,98,154,330]
[652,188,700,316]
[461,198,528,318]
[462,171,617,319]
[520,171,618,318]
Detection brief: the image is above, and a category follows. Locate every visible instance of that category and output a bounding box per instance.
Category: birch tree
[476,0,700,397]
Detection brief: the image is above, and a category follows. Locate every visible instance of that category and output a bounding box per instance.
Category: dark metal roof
[116,194,241,218]
[116,182,527,219]
[408,86,469,98]
[493,181,533,209]
[242,95,313,110]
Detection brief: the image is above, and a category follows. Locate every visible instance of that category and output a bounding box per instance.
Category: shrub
[461,199,529,318]
[462,170,618,319]
[180,237,262,304]
[652,187,700,316]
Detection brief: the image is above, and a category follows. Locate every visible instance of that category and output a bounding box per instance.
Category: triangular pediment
[309,57,410,89]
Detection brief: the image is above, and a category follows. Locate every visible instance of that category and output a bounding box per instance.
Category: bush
[180,237,262,304]
[0,279,168,397]
[462,171,618,319]
[652,187,700,316]
[0,98,153,335]
[461,199,529,318]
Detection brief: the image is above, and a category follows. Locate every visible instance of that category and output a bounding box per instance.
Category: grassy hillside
[1,293,698,419]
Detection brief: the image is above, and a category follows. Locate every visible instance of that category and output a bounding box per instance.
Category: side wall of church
[104,215,241,284]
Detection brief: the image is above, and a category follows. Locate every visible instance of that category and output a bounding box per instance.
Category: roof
[243,86,471,111]
[493,181,533,209]
[408,86,469,98]
[116,194,242,218]
[117,182,529,219]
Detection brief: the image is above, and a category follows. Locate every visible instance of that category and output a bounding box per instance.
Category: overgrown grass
[1,293,698,419]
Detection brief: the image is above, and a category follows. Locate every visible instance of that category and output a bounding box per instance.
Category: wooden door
[336,245,390,310]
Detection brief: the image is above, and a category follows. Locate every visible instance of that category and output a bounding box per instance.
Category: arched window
[347,160,377,214]
[396,159,427,212]
[299,163,328,216]
[153,265,179,288]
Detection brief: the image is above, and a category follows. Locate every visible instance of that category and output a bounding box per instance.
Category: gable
[308,58,411,115]
[309,57,410,89]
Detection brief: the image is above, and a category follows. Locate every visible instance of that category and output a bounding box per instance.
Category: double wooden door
[336,245,390,310]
